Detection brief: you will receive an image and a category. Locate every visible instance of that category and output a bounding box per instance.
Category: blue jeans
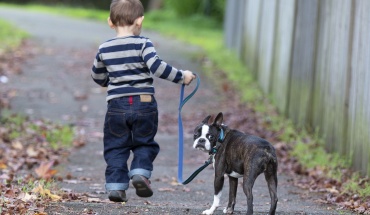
[103,95,159,191]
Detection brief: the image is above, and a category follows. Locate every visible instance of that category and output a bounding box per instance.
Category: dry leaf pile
[0,113,86,214]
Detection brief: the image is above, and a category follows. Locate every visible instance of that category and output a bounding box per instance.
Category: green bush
[164,0,202,16]
[163,0,225,21]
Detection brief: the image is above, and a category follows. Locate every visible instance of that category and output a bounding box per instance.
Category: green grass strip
[0,19,28,53]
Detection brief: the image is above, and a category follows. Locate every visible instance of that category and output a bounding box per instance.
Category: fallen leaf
[183,187,191,192]
[19,192,38,202]
[26,146,39,157]
[63,179,83,184]
[158,187,176,192]
[0,162,7,169]
[4,189,16,198]
[35,161,57,179]
[32,184,61,201]
[326,187,339,194]
[12,141,23,150]
[87,197,101,202]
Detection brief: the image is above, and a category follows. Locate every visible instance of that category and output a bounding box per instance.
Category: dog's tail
[266,146,278,164]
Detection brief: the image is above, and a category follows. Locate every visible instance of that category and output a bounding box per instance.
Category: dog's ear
[202,115,212,124]
[213,112,223,126]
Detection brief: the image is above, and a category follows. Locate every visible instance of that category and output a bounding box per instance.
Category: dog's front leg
[203,174,224,215]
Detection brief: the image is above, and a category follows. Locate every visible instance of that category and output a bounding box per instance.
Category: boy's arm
[141,39,184,84]
[91,52,109,87]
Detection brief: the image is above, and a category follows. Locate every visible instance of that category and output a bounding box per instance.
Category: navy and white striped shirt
[92,35,184,101]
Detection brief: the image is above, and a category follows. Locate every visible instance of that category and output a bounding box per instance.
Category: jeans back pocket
[135,111,158,137]
[107,112,129,137]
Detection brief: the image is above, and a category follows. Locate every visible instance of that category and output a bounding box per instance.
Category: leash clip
[206,154,214,164]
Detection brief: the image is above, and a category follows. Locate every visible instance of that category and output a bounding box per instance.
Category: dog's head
[193,112,224,153]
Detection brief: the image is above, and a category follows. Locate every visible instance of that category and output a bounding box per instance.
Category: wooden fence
[224,0,370,175]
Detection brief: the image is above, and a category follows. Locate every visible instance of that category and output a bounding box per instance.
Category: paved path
[0,7,351,215]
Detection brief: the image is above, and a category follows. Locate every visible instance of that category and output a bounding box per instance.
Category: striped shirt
[91,35,184,101]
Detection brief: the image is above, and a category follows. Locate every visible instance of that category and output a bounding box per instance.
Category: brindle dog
[193,112,278,215]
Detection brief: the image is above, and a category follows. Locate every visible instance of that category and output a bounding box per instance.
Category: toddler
[91,0,195,202]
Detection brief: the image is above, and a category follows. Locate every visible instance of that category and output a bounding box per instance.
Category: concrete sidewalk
[0,7,349,215]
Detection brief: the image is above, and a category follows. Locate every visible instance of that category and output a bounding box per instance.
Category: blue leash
[177,74,201,184]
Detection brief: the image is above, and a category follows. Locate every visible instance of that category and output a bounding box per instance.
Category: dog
[193,112,278,215]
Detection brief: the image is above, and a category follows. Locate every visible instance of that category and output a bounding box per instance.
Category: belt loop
[129,96,133,105]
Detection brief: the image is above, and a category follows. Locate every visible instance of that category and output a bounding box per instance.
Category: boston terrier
[193,112,278,215]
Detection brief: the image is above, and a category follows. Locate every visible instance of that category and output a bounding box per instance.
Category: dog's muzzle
[195,138,207,151]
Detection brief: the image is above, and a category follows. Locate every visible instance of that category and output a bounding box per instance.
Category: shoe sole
[132,175,153,197]
[108,191,128,202]
[109,196,127,202]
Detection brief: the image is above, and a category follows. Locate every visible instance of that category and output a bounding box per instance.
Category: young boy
[91,0,195,203]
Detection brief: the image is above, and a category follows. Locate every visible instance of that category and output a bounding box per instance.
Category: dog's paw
[202,209,214,215]
[223,207,234,214]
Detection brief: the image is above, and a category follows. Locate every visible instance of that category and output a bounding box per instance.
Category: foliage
[164,0,201,15]
[291,140,350,179]
[342,173,370,197]
[163,0,226,22]
[0,19,28,53]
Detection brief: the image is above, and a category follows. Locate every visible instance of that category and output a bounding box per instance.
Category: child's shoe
[131,175,153,197]
[108,190,128,202]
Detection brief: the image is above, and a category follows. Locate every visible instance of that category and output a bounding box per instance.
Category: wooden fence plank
[271,0,296,115]
[224,0,238,49]
[311,0,330,135]
[313,0,352,154]
[257,0,278,94]
[348,0,370,174]
[243,0,262,77]
[288,0,319,126]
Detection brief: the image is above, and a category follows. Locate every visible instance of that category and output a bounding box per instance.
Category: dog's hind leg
[223,176,238,214]
[264,163,278,215]
[242,169,260,215]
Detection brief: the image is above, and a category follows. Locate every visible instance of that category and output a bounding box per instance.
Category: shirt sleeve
[91,51,109,87]
[141,39,184,84]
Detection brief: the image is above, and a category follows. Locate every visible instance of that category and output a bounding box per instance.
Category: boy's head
[109,0,144,27]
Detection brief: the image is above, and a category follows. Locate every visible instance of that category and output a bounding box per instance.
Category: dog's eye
[208,134,214,141]
[194,132,200,138]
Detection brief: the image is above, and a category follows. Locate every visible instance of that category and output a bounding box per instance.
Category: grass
[0,19,28,53]
[343,172,370,197]
[0,112,74,150]
[0,2,108,21]
[1,2,368,200]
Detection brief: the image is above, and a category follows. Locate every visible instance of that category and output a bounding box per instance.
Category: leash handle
[178,73,200,184]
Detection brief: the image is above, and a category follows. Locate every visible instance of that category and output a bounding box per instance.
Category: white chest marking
[227,171,243,178]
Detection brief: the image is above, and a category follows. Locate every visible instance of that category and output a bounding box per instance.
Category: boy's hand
[183,70,196,85]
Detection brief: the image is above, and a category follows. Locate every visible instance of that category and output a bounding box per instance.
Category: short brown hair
[110,0,144,26]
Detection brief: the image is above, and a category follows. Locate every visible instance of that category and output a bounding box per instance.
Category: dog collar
[218,128,225,142]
